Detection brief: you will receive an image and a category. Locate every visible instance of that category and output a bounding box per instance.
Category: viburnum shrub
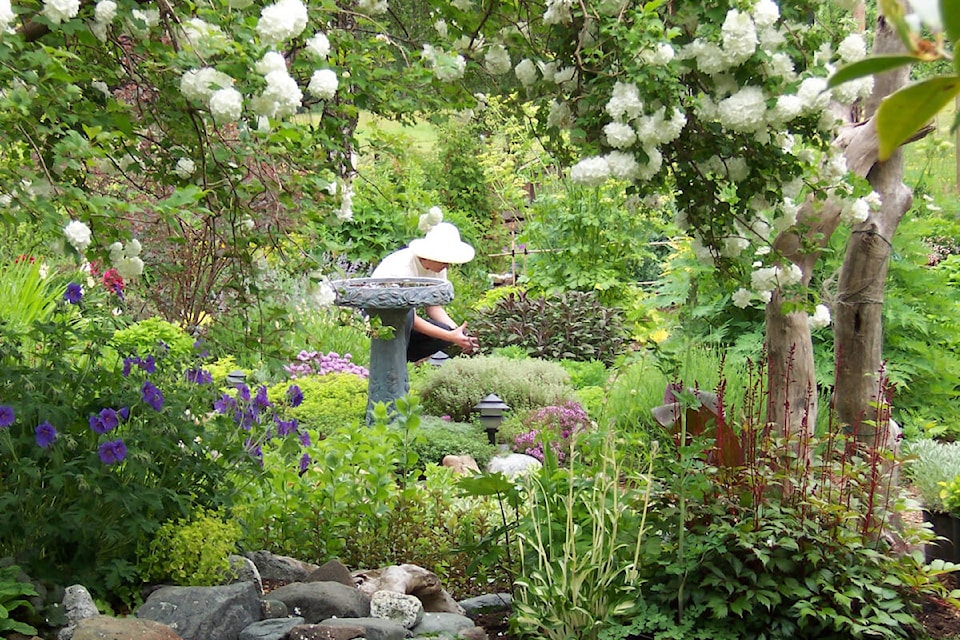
[512,401,592,463]
[0,262,268,603]
[470,289,627,365]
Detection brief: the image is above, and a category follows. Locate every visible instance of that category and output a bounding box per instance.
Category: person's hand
[450,322,480,354]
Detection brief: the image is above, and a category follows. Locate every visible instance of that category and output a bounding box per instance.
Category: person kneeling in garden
[372,221,479,362]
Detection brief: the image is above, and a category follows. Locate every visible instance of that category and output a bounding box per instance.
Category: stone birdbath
[331,277,453,422]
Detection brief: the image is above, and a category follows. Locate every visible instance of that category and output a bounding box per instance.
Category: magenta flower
[35,421,57,448]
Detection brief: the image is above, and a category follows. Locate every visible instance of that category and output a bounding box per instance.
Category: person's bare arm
[417,306,478,352]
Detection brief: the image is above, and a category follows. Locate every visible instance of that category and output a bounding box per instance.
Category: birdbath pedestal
[332,277,453,422]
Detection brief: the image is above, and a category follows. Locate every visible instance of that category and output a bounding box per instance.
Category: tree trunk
[834,15,913,446]
[765,290,818,437]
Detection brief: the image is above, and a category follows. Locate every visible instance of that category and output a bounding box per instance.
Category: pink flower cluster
[513,401,591,463]
[285,350,369,379]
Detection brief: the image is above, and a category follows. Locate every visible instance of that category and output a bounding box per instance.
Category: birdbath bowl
[331,277,454,422]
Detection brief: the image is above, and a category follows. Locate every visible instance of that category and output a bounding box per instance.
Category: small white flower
[94,0,116,24]
[209,87,243,123]
[732,288,753,308]
[605,82,644,121]
[43,0,80,24]
[515,59,538,87]
[604,122,636,149]
[64,220,92,253]
[837,33,867,63]
[605,151,640,180]
[256,0,308,46]
[305,32,331,60]
[256,51,287,75]
[717,86,767,133]
[308,69,338,100]
[640,43,674,66]
[752,0,780,28]
[174,157,196,179]
[570,156,610,186]
[484,44,512,76]
[0,0,14,33]
[808,304,831,330]
[721,9,757,65]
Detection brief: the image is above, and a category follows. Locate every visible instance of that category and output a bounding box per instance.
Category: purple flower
[64,282,83,304]
[141,355,156,374]
[254,385,270,409]
[299,453,311,475]
[275,418,298,437]
[193,339,209,358]
[122,357,135,377]
[0,405,14,428]
[214,394,237,414]
[299,431,311,447]
[186,368,213,385]
[35,421,57,448]
[118,406,130,421]
[99,408,119,432]
[287,385,303,407]
[89,415,107,434]
[244,437,263,464]
[237,384,251,402]
[98,439,127,465]
[141,380,164,411]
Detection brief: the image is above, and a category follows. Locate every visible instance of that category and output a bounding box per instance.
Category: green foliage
[0,265,262,603]
[902,439,960,512]
[415,355,575,423]
[558,359,609,390]
[270,374,367,435]
[520,181,670,307]
[0,259,58,333]
[409,416,497,469]
[470,289,628,365]
[110,317,196,363]
[0,564,39,637]
[141,509,242,586]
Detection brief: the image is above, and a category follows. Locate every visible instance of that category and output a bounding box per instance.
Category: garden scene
[4,0,960,639]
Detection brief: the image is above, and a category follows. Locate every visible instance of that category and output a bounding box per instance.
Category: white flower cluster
[419,206,443,232]
[484,44,512,76]
[174,157,195,180]
[256,0,308,47]
[94,0,116,24]
[750,262,802,298]
[210,88,243,123]
[64,220,92,254]
[547,100,573,129]
[421,44,466,82]
[808,304,831,330]
[640,43,675,66]
[0,0,13,34]
[305,32,331,60]
[356,0,388,15]
[515,59,538,87]
[109,239,145,280]
[308,69,338,101]
[43,0,80,25]
[179,18,228,52]
[544,0,574,25]
[310,278,336,308]
[180,67,235,103]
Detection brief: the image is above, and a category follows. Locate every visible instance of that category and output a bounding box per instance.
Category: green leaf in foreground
[877,75,960,161]
[827,55,918,89]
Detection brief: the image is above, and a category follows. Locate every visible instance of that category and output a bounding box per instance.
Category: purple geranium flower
[98,439,127,465]
[64,282,83,304]
[214,394,237,414]
[254,385,270,409]
[141,380,164,411]
[299,431,311,447]
[89,414,107,434]
[118,406,130,421]
[275,418,298,437]
[237,384,251,402]
[298,453,311,475]
[35,421,57,448]
[0,405,14,428]
[99,408,119,432]
[287,385,303,408]
[141,355,156,374]
[186,368,213,385]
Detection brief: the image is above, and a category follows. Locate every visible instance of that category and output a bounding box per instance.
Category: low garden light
[473,393,510,445]
[428,350,450,366]
[226,370,246,387]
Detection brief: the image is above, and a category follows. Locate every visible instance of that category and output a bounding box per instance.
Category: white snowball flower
[180,68,235,103]
[64,220,92,253]
[780,263,802,286]
[771,95,803,124]
[640,43,674,66]
[0,0,13,33]
[515,58,538,86]
[544,0,574,25]
[90,81,111,98]
[43,0,80,24]
[434,19,448,38]
[822,153,848,183]
[765,52,796,80]
[751,266,779,292]
[338,183,354,221]
[174,158,196,179]
[837,33,867,63]
[308,69,338,100]
[484,44,512,76]
[421,45,466,81]
[553,66,577,89]
[717,86,767,133]
[605,82,644,121]
[752,0,780,28]
[94,0,116,24]
[570,156,611,186]
[808,304,831,330]
[114,256,144,280]
[547,100,573,129]
[604,122,636,149]
[256,0,308,47]
[305,32,331,59]
[605,151,640,180]
[209,87,243,123]
[311,280,336,308]
[722,235,750,257]
[721,9,757,65]
[256,51,287,75]
[732,288,753,309]
[841,197,870,224]
[261,69,303,118]
[418,206,444,232]
[907,0,943,31]
[726,157,749,182]
[689,40,731,75]
[865,191,883,210]
[637,146,663,181]
[357,0,388,14]
[798,76,830,113]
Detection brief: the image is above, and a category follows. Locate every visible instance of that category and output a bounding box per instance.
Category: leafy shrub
[469,289,627,364]
[410,415,497,469]
[270,373,367,434]
[511,401,592,463]
[110,316,197,363]
[574,386,605,418]
[902,439,960,512]
[0,564,39,637]
[141,509,242,586]
[415,355,575,422]
[559,359,609,389]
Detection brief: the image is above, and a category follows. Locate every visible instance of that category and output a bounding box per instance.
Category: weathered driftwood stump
[352,563,465,614]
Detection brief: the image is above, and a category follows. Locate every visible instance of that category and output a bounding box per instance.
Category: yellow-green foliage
[141,509,241,586]
[416,355,575,422]
[271,373,367,434]
[111,317,195,361]
[206,356,243,386]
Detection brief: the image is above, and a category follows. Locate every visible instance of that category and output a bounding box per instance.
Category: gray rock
[370,590,424,629]
[58,584,100,640]
[72,616,183,640]
[486,453,541,477]
[238,616,305,640]
[288,624,366,640]
[136,581,260,640]
[411,612,476,636]
[458,592,512,614]
[318,616,408,640]
[260,599,288,619]
[305,559,354,587]
[267,582,369,623]
[228,555,264,594]
[245,550,320,583]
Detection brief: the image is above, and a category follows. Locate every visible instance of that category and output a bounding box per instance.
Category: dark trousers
[405,310,454,362]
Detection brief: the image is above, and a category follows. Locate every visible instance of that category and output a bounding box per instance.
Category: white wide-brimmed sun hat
[409,222,475,264]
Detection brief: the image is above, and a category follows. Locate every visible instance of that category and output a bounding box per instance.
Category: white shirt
[371,247,447,281]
